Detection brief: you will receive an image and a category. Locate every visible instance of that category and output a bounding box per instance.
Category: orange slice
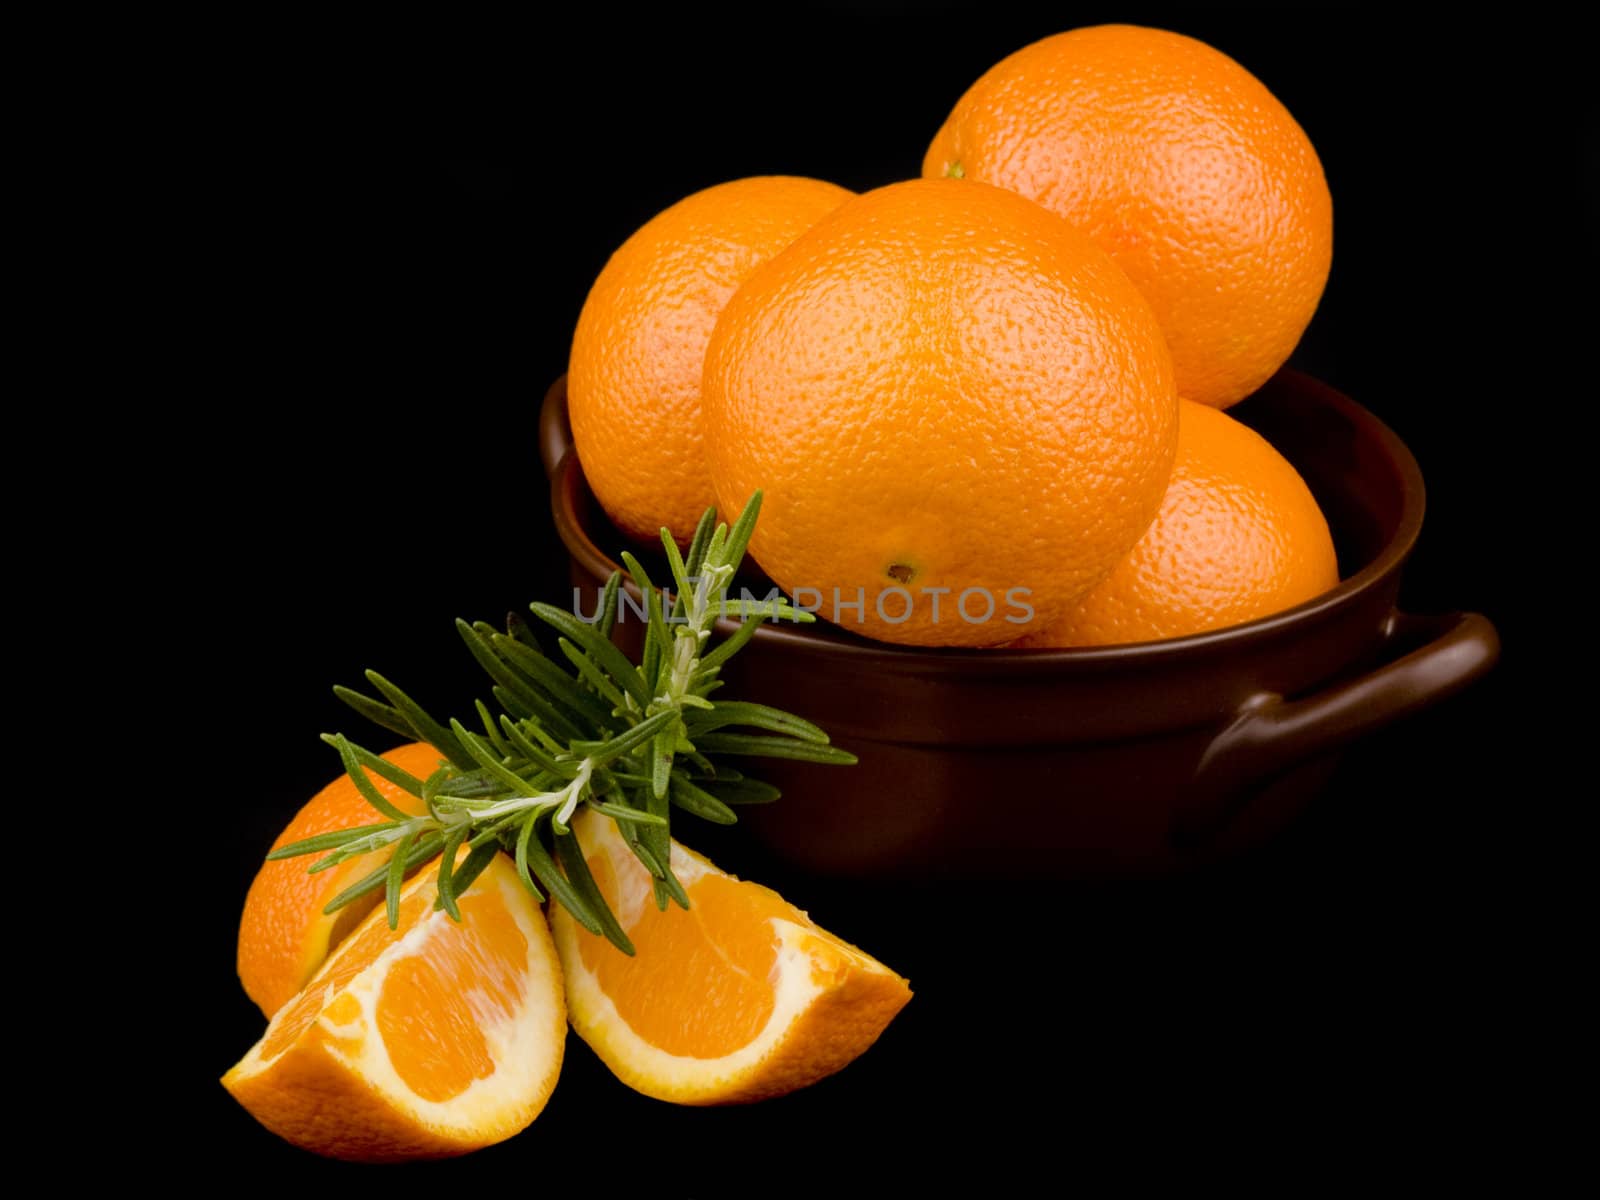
[237,741,440,1017]
[551,808,911,1104]
[223,853,565,1161]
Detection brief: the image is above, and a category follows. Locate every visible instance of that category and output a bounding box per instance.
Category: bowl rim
[544,370,1426,673]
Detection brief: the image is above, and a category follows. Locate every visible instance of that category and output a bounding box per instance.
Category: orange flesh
[257,871,532,1103]
[260,888,431,1059]
[579,857,790,1058]
[377,889,529,1102]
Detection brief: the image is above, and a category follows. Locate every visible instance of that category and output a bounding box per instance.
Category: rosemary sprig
[267,493,855,954]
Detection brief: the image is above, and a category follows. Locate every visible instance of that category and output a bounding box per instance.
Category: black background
[184,4,1577,1184]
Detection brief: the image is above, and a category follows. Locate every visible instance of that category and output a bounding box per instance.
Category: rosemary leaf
[692,732,860,764]
[641,782,680,909]
[267,821,399,860]
[703,522,728,572]
[721,490,762,577]
[468,811,525,848]
[684,701,831,743]
[450,720,539,797]
[620,552,671,694]
[385,831,415,929]
[595,570,622,641]
[660,533,695,610]
[680,507,717,595]
[513,814,547,903]
[457,618,549,721]
[625,831,668,879]
[322,830,442,915]
[451,840,502,896]
[587,798,668,827]
[694,611,764,677]
[669,774,737,825]
[492,683,537,723]
[559,638,630,711]
[711,599,815,623]
[331,685,419,743]
[650,727,674,800]
[490,631,618,733]
[505,609,541,652]
[700,778,782,805]
[364,671,475,770]
[434,824,469,920]
[521,815,610,938]
[529,602,650,708]
[498,714,572,778]
[571,709,677,768]
[554,829,635,955]
[644,583,670,693]
[659,862,690,911]
[329,733,415,822]
[475,699,513,758]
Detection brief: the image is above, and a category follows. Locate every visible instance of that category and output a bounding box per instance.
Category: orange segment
[223,853,565,1161]
[237,741,441,1018]
[552,809,911,1105]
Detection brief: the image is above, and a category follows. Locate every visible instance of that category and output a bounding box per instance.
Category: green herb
[267,493,855,954]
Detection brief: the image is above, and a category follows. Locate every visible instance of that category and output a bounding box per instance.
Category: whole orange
[237,741,438,1018]
[924,24,1333,410]
[568,175,854,544]
[1015,400,1338,647]
[702,178,1178,648]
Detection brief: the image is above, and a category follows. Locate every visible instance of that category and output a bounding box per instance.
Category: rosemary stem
[464,758,596,825]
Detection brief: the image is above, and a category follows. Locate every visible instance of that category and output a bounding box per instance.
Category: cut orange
[223,853,565,1161]
[551,809,911,1104]
[238,741,439,1018]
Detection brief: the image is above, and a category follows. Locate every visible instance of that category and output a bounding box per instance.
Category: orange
[702,177,1178,648]
[1015,400,1338,646]
[924,24,1333,410]
[223,853,566,1161]
[237,741,438,1018]
[568,175,854,544]
[551,809,911,1105]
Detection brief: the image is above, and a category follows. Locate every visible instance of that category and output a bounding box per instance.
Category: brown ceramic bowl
[540,370,1499,880]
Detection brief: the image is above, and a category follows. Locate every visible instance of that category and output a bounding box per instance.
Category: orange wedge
[551,808,911,1104]
[223,853,565,1161]
[237,741,440,1017]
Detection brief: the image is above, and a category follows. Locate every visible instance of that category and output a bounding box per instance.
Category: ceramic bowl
[540,370,1498,879]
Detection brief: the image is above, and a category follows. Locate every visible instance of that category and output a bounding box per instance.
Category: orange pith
[924,24,1333,409]
[568,174,854,544]
[237,741,440,1018]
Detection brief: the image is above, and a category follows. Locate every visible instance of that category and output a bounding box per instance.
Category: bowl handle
[1174,610,1500,846]
[540,375,574,479]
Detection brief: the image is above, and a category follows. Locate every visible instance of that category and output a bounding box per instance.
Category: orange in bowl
[1017,399,1339,647]
[925,24,1333,410]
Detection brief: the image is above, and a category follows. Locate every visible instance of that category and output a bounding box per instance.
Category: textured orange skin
[236,742,439,1018]
[568,175,854,544]
[924,24,1333,410]
[702,177,1178,647]
[1016,400,1338,646]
